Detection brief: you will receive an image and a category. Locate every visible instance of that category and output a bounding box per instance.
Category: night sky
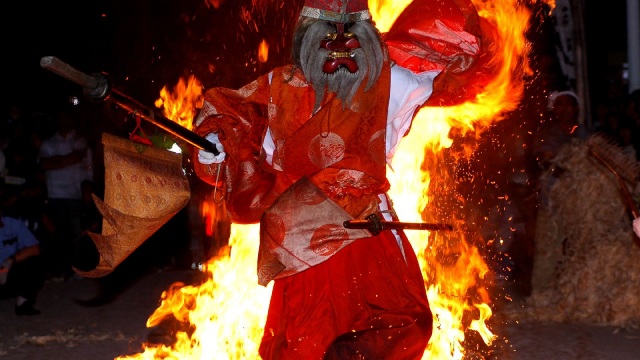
[3,0,630,116]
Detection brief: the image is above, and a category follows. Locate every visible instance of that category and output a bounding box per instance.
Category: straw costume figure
[193,0,497,358]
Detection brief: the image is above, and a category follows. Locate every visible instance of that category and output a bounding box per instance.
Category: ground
[1,269,639,360]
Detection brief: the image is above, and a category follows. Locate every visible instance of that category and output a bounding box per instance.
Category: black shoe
[15,302,41,316]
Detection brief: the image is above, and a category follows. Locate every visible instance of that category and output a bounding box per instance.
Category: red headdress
[300,0,371,23]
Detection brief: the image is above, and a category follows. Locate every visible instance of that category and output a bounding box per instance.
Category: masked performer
[193,0,492,358]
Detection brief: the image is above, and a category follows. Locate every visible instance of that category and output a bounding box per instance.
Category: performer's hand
[198,132,226,164]
[633,218,640,238]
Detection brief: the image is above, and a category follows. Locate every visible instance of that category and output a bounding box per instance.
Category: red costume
[194,0,492,358]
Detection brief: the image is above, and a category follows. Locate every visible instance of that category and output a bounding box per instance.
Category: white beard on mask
[297,19,385,110]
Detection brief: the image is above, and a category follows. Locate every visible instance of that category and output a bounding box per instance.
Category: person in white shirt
[38,107,93,279]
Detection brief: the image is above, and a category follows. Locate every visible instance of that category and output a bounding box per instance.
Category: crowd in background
[0,98,197,316]
[1,62,639,313]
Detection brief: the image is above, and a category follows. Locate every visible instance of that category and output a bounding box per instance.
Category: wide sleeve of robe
[191,73,280,224]
[384,0,500,106]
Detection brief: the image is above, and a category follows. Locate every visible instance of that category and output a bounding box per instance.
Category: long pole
[39,56,220,155]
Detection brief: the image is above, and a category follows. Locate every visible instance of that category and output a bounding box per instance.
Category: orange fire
[258,39,269,63]
[387,0,533,357]
[154,75,204,131]
[119,0,533,359]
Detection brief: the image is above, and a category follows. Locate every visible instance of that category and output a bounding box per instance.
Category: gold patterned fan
[75,133,191,277]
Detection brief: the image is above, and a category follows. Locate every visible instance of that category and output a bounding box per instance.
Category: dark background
[4,0,303,113]
[2,0,632,117]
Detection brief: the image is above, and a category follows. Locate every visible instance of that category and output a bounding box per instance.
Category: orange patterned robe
[192,0,494,357]
[193,63,434,359]
[194,63,395,286]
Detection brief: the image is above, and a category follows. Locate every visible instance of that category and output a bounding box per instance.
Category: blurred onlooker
[529,89,590,293]
[0,195,45,316]
[38,107,94,279]
[531,90,589,193]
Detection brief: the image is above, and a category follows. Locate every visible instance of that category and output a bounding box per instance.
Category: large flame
[119,0,533,358]
[154,75,204,131]
[118,225,269,359]
[387,0,533,357]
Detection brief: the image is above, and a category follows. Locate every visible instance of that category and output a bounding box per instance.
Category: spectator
[530,89,590,293]
[530,90,589,204]
[0,194,45,315]
[38,106,93,279]
[532,90,589,166]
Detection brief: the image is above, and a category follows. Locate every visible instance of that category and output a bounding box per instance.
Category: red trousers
[259,230,433,359]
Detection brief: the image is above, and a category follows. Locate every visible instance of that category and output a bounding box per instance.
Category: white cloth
[38,130,93,199]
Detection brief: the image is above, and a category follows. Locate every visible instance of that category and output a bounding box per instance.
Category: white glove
[198,133,226,164]
[633,218,640,238]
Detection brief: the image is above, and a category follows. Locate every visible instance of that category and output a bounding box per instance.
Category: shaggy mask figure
[293,17,385,109]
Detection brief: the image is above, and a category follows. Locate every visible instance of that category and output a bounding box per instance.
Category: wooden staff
[40,56,219,155]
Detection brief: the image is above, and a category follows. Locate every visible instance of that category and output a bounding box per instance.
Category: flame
[117,226,268,359]
[258,39,269,63]
[369,0,413,32]
[155,75,204,131]
[387,0,532,357]
[122,0,534,358]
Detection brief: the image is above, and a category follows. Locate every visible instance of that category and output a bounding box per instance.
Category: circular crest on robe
[262,213,286,248]
[310,224,348,256]
[308,132,345,169]
[258,253,286,283]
